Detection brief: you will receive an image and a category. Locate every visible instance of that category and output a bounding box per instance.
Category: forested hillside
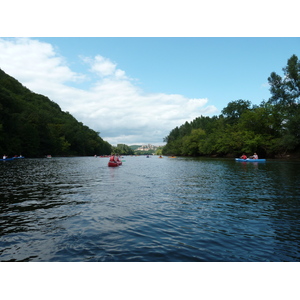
[0,68,112,157]
[163,54,300,158]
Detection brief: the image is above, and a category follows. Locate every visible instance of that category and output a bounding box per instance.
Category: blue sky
[1,1,299,146]
[37,37,299,100]
[0,37,299,146]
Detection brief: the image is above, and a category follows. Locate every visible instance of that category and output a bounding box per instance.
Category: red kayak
[108,156,122,167]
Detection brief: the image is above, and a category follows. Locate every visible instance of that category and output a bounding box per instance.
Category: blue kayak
[235,158,266,162]
[1,156,25,161]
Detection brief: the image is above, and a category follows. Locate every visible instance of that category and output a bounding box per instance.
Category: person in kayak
[249,153,258,159]
[109,155,116,162]
[240,153,247,159]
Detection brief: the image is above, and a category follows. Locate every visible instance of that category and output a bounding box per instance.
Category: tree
[0,68,112,157]
[181,129,205,156]
[268,54,300,152]
[268,54,300,105]
[221,99,252,124]
[113,144,134,155]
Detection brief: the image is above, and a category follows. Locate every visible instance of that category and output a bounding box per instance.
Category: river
[1,156,299,262]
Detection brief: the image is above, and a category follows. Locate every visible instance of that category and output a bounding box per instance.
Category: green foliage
[221,99,252,124]
[155,146,164,155]
[163,55,300,158]
[268,54,300,107]
[0,68,112,157]
[129,145,142,150]
[134,149,155,155]
[113,144,135,155]
[181,129,205,156]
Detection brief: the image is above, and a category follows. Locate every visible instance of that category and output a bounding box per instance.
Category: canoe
[108,161,122,167]
[108,157,122,167]
[235,158,266,162]
[1,158,15,161]
[1,156,25,161]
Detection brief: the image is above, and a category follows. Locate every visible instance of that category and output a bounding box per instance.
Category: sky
[1,2,299,146]
[1,37,299,146]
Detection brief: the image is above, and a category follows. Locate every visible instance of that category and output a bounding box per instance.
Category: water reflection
[1,157,299,261]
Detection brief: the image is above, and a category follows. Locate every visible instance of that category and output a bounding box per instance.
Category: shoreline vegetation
[162,54,300,159]
[0,68,113,158]
[1,54,300,159]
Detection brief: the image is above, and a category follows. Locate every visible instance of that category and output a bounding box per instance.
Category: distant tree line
[0,68,112,157]
[112,144,159,155]
[113,144,135,155]
[162,54,300,158]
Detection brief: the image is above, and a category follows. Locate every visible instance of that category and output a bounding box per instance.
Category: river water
[0,156,299,262]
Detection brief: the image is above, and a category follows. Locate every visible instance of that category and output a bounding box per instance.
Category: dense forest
[0,68,112,157]
[162,54,300,158]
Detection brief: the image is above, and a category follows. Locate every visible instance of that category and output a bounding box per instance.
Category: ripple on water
[1,157,300,261]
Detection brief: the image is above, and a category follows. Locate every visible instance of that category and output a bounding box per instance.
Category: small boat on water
[1,156,25,161]
[108,160,122,167]
[235,158,266,162]
[1,157,14,161]
[108,161,119,167]
[108,156,122,167]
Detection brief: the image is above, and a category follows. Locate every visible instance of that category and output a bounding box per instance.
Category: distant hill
[0,68,112,157]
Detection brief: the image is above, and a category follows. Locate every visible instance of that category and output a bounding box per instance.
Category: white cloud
[0,38,218,145]
[0,38,84,85]
[84,55,117,77]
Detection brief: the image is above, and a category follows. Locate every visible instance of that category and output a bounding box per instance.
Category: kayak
[108,161,122,167]
[1,156,25,161]
[1,158,15,161]
[108,156,122,167]
[108,161,119,167]
[235,158,266,162]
